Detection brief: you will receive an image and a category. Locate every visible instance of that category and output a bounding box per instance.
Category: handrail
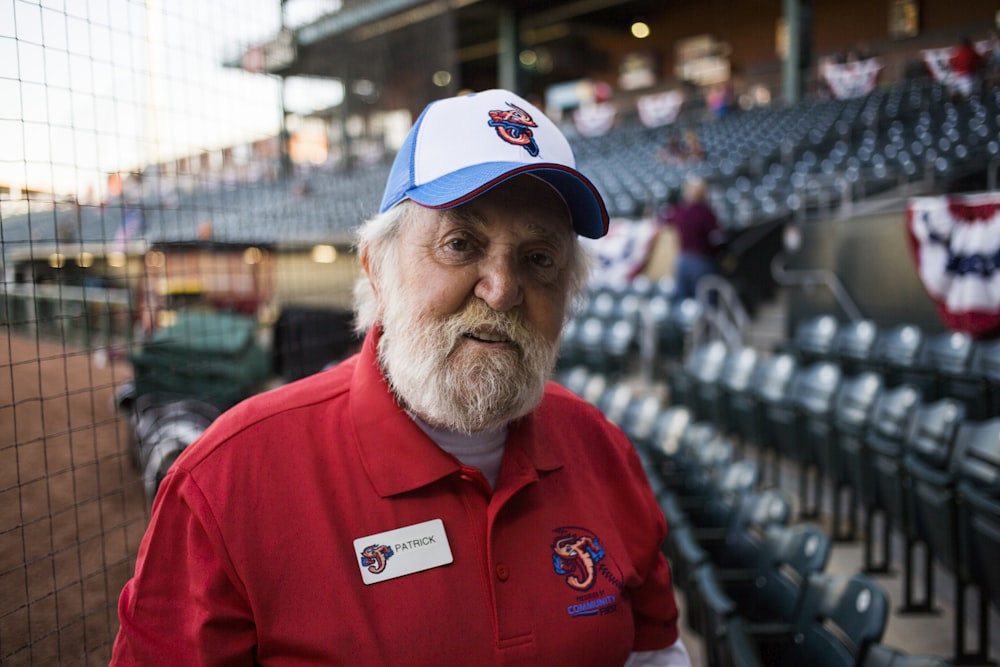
[770,250,863,322]
[691,274,749,350]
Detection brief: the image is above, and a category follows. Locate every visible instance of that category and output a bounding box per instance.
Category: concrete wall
[783,208,944,336]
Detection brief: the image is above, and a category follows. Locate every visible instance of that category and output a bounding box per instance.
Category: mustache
[443,302,537,351]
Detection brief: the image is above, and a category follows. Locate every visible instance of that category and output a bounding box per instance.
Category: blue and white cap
[379,89,609,239]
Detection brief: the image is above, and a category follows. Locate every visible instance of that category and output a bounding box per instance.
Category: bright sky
[1,0,343,201]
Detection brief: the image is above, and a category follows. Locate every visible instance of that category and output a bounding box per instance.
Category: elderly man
[111,89,689,666]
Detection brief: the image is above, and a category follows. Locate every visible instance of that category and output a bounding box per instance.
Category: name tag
[354,518,453,585]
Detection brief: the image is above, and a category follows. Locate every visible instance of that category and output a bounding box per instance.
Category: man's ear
[359,247,381,304]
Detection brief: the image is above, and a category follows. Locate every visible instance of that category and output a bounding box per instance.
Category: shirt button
[495,562,510,581]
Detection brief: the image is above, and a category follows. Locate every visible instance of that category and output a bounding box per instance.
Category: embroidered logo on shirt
[551,526,625,618]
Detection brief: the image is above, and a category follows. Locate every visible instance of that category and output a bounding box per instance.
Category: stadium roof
[233,0,674,110]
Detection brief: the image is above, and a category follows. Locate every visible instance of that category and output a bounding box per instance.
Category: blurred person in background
[682,128,705,163]
[110,89,690,666]
[661,174,725,305]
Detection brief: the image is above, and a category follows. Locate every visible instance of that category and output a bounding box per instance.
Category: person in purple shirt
[662,174,725,304]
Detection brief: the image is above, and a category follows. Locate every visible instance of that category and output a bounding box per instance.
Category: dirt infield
[1,332,146,666]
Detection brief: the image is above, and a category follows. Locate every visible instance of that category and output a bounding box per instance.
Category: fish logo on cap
[487,102,540,157]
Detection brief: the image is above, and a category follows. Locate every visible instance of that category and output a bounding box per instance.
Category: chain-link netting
[1,1,459,663]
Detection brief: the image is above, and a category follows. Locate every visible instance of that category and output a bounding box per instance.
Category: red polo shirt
[112,328,680,665]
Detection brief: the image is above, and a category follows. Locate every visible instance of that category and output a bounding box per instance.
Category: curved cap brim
[400,162,610,239]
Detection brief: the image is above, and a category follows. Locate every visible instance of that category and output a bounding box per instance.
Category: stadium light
[310,244,337,264]
[432,70,452,87]
[630,21,650,39]
[145,250,166,268]
[243,247,264,265]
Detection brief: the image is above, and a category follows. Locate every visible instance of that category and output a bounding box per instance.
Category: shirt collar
[349,327,561,497]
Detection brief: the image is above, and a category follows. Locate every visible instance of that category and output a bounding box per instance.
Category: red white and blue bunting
[580,217,663,287]
[820,58,883,99]
[920,40,991,89]
[906,193,1000,337]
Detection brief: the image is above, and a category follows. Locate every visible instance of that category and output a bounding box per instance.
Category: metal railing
[1,282,134,352]
[770,249,863,322]
[691,273,750,350]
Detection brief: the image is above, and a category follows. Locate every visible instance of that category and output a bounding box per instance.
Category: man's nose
[474,253,523,312]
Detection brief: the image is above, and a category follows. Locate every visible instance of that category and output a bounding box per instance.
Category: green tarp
[130,311,271,408]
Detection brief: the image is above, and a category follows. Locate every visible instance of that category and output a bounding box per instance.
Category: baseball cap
[379,89,609,239]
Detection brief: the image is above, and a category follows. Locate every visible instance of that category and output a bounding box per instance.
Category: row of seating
[557,282,703,377]
[663,321,1000,664]
[552,363,959,666]
[659,450,898,667]
[778,315,1000,421]
[10,79,993,252]
[575,81,1000,225]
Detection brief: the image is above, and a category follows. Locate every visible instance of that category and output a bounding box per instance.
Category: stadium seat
[644,404,693,477]
[724,571,889,667]
[618,391,664,449]
[555,365,593,398]
[655,297,703,364]
[659,422,736,507]
[575,370,609,405]
[919,330,987,420]
[898,398,966,613]
[688,521,831,665]
[747,353,799,485]
[556,317,585,369]
[680,340,730,420]
[903,404,996,664]
[697,345,743,432]
[689,561,738,667]
[663,521,708,610]
[726,352,770,447]
[602,318,641,376]
[561,315,638,376]
[787,314,840,364]
[954,418,1000,661]
[714,346,760,443]
[767,360,842,517]
[870,323,933,394]
[595,381,634,425]
[970,338,1000,418]
[584,287,619,320]
[853,383,922,573]
[826,371,884,542]
[716,522,831,623]
[664,487,794,580]
[831,318,879,376]
[681,459,761,530]
[860,644,954,667]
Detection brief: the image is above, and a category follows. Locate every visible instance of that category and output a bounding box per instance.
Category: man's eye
[528,252,555,268]
[447,238,472,252]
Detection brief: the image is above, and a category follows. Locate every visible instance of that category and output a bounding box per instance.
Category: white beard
[377,288,559,434]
